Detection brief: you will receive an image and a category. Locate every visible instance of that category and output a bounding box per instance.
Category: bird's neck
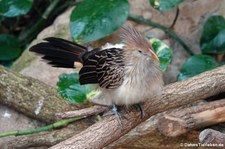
[124,50,162,82]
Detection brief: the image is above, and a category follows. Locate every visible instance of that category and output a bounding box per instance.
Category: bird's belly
[100,75,163,106]
[113,82,145,105]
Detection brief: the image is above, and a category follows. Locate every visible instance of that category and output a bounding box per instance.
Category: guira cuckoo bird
[30,27,164,118]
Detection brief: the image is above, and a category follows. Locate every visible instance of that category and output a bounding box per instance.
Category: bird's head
[120,26,159,61]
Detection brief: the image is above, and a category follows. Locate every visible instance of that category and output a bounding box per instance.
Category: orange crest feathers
[120,26,153,51]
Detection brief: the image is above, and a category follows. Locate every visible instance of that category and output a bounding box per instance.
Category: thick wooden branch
[0,66,77,123]
[50,65,225,149]
[199,129,225,145]
[157,99,225,137]
[106,113,200,149]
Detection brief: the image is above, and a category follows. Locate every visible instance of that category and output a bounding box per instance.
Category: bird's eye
[138,50,142,53]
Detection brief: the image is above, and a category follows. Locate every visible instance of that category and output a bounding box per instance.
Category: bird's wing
[79,48,125,89]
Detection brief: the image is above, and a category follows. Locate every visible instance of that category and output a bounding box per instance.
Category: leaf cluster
[178,16,225,81]
[0,0,72,66]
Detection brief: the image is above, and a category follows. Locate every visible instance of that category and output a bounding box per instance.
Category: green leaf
[148,38,172,72]
[0,60,13,68]
[200,15,225,54]
[0,34,22,61]
[0,0,33,17]
[70,0,129,43]
[56,73,99,103]
[150,0,183,12]
[178,55,219,81]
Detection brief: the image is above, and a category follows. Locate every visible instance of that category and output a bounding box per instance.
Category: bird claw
[103,104,127,127]
[112,104,123,126]
[133,103,145,119]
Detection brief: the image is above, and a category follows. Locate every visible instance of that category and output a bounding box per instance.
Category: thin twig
[56,105,109,119]
[169,7,180,29]
[0,117,84,138]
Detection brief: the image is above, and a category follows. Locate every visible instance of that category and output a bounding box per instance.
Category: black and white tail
[29,37,87,68]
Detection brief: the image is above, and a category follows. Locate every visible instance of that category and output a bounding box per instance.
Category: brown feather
[120,26,153,52]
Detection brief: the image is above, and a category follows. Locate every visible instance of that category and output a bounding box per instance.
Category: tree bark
[50,65,225,149]
[157,99,225,137]
[0,122,90,149]
[0,66,77,123]
[0,66,95,148]
[106,113,201,149]
[56,105,109,119]
[199,129,225,145]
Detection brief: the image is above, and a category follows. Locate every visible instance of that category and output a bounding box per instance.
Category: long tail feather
[29,37,87,68]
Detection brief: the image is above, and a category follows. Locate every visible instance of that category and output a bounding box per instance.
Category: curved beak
[149,49,159,61]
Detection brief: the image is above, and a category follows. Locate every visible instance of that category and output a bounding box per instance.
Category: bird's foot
[103,104,127,126]
[133,103,145,119]
[112,104,123,126]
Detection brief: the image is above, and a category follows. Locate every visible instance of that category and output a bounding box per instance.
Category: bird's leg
[133,103,145,119]
[103,104,127,126]
[111,104,123,126]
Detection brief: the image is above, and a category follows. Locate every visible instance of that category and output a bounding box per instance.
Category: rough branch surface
[157,98,225,137]
[0,66,77,123]
[56,105,109,119]
[50,65,225,149]
[199,129,225,144]
[0,123,90,149]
